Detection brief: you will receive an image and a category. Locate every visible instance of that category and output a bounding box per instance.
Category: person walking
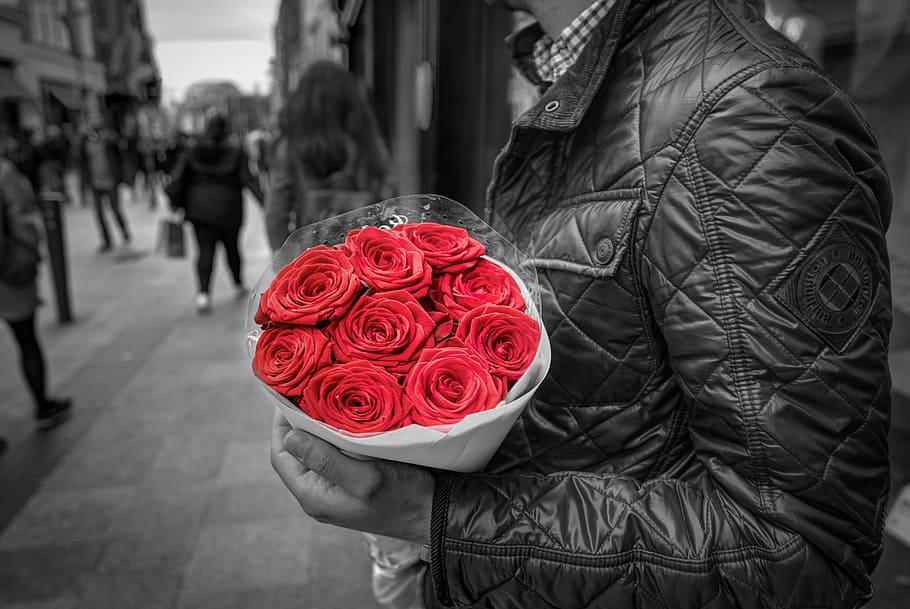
[264,60,394,252]
[36,125,69,203]
[271,1,894,608]
[0,147,72,456]
[81,119,131,253]
[166,115,262,314]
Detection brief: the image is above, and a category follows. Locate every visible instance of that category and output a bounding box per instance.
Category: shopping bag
[156,213,186,258]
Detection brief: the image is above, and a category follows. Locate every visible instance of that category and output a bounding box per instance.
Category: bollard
[38,192,73,324]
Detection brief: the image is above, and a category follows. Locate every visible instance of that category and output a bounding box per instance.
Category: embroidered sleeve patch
[775,224,878,353]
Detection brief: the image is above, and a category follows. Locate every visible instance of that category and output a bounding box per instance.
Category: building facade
[0,0,106,135]
[272,0,344,113]
[87,0,160,128]
[176,80,269,136]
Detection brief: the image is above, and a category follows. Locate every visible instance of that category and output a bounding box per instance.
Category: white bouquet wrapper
[245,195,551,473]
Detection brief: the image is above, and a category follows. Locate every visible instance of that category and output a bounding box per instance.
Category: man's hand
[270,408,435,544]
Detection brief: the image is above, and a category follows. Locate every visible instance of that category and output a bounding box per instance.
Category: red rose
[405,346,506,426]
[456,304,540,381]
[393,222,484,273]
[252,326,332,397]
[330,290,436,373]
[255,245,362,326]
[429,258,525,320]
[300,361,411,433]
[344,227,432,297]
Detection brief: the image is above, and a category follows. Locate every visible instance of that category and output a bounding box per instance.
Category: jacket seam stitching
[443,534,806,570]
[712,0,782,65]
[686,150,773,512]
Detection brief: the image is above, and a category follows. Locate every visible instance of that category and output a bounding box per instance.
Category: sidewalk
[0,190,378,608]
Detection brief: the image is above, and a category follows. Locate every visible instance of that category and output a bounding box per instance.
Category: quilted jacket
[426,1,893,607]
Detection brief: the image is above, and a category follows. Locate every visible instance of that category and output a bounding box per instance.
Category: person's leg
[92,189,112,251]
[6,315,46,408]
[5,315,71,429]
[220,225,244,290]
[192,223,217,312]
[107,186,131,243]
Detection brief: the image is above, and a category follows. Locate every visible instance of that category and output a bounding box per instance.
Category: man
[271,1,893,607]
[81,118,131,253]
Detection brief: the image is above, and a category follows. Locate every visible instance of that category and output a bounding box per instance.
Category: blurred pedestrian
[119,113,146,207]
[36,125,68,202]
[0,144,72,456]
[264,60,394,252]
[165,114,263,314]
[10,129,41,194]
[81,118,131,253]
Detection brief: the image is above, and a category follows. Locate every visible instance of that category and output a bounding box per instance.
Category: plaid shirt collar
[531,0,618,84]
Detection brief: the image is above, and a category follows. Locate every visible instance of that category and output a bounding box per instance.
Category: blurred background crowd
[1,0,909,225]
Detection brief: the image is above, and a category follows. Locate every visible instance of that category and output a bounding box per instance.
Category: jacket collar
[508,0,637,132]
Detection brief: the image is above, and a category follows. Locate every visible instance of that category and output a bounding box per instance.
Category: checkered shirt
[531,0,618,83]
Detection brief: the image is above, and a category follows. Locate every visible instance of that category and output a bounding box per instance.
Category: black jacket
[167,139,262,230]
[427,1,893,607]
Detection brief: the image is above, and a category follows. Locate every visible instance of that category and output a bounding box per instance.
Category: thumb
[284,430,380,497]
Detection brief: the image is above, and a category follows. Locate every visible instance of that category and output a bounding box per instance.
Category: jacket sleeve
[425,69,891,608]
[0,161,41,257]
[264,139,296,252]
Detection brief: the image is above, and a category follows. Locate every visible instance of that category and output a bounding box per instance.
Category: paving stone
[0,488,134,550]
[40,418,164,491]
[3,597,79,609]
[144,426,231,483]
[97,481,209,573]
[175,517,376,608]
[296,524,377,609]
[176,517,316,603]
[0,543,103,604]
[172,586,272,609]
[97,360,198,426]
[173,581,380,609]
[231,396,275,443]
[215,440,273,485]
[77,566,183,609]
[202,479,302,525]
[153,317,250,363]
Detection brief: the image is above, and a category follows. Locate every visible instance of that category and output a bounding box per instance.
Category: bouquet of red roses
[244,195,550,472]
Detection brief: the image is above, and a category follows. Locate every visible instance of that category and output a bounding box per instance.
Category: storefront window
[30,0,72,51]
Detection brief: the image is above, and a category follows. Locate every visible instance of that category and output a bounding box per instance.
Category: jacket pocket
[528,189,642,277]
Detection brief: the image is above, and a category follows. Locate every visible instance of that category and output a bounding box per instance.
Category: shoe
[98,243,112,253]
[36,398,72,431]
[196,293,212,314]
[234,284,248,300]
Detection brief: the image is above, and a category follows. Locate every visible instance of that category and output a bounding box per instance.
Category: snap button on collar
[594,237,614,265]
[545,100,560,112]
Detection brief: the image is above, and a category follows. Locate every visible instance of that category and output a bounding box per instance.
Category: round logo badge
[797,240,874,335]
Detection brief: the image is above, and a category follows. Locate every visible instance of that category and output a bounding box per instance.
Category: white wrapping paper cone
[247,195,552,473]
[259,319,550,472]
